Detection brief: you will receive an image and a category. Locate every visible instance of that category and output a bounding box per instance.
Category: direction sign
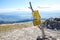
[32,10,41,26]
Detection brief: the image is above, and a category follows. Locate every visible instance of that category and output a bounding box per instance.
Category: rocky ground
[0,22,60,40]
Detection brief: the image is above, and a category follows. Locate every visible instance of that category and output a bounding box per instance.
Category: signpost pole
[38,25,45,39]
[29,2,45,40]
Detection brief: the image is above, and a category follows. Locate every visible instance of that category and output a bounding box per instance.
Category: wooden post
[29,2,34,12]
[38,25,45,39]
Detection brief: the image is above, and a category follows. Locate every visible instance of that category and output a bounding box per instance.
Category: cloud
[37,5,60,11]
[0,6,60,13]
[0,8,18,13]
[0,8,31,13]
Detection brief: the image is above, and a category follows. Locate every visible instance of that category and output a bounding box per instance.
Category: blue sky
[0,0,60,18]
[0,0,29,8]
[0,0,60,11]
[0,0,60,8]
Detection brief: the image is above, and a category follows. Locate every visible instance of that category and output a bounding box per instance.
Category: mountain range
[0,10,60,24]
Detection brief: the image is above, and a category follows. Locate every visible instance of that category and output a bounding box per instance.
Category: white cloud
[0,8,31,13]
[37,5,60,11]
[0,8,18,13]
[0,6,60,13]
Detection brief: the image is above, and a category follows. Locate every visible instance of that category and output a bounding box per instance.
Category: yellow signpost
[29,2,41,26]
[29,2,45,39]
[32,10,41,26]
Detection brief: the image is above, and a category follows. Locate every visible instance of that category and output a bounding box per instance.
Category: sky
[0,0,60,8]
[0,0,60,18]
[0,0,60,11]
